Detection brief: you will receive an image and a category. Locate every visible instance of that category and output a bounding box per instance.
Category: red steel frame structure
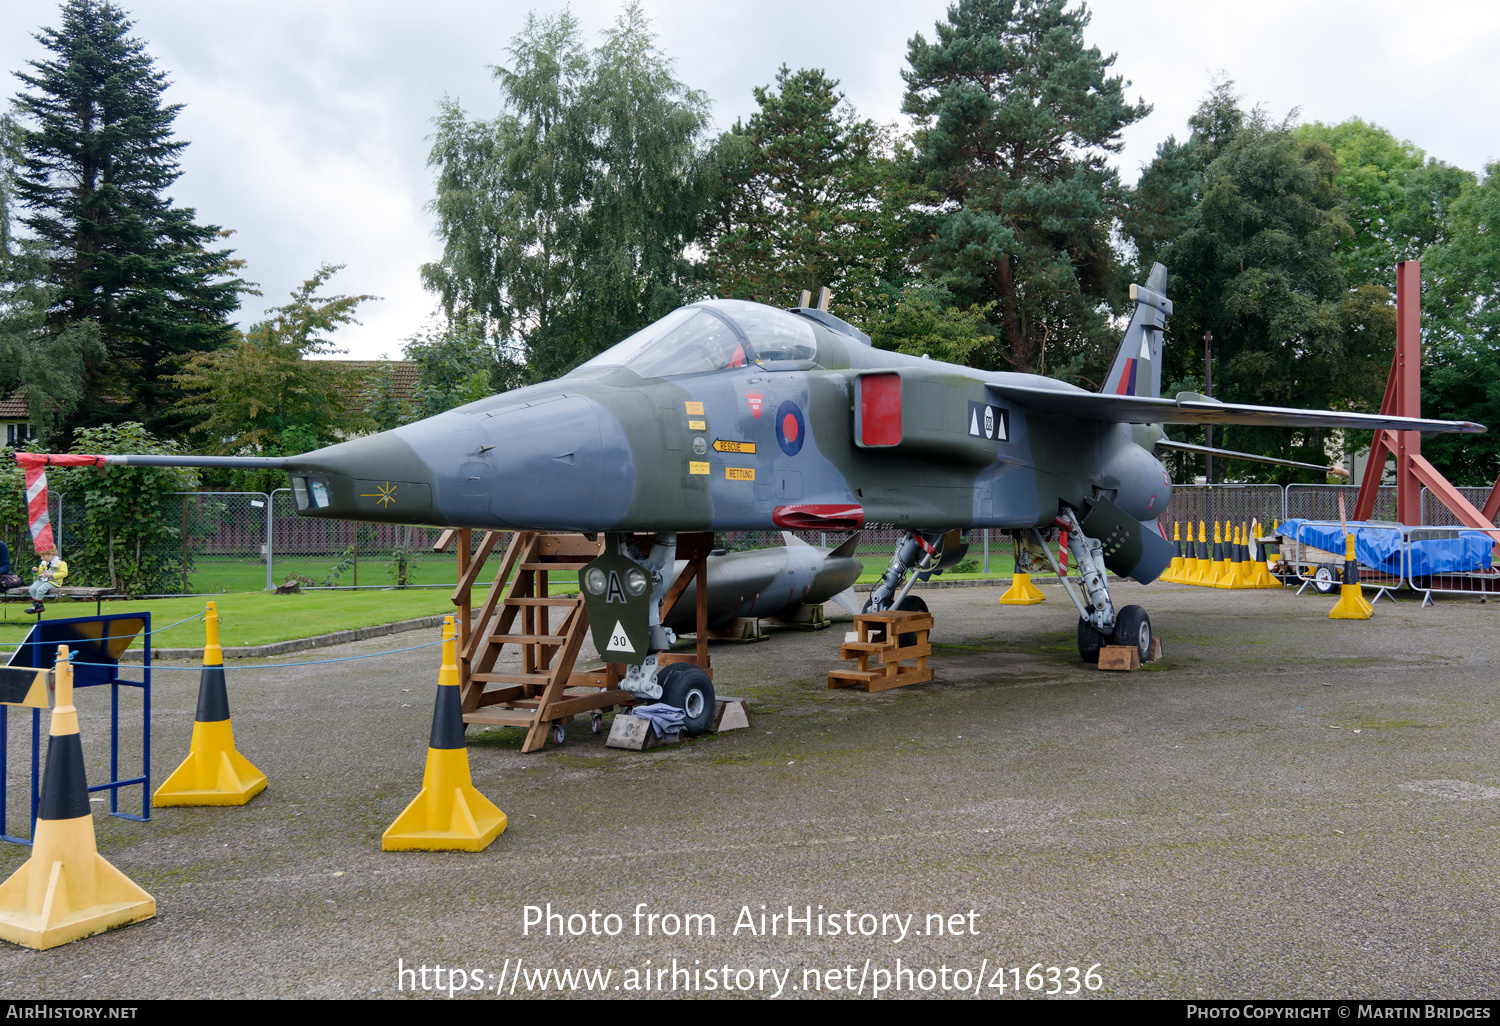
[1352,260,1500,538]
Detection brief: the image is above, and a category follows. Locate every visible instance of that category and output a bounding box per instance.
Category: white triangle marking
[607,621,635,653]
[969,409,980,436]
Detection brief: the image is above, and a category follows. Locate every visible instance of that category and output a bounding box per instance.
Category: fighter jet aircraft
[82,264,1483,702]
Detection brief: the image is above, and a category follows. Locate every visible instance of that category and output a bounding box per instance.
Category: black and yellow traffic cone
[1329,534,1374,619]
[1164,522,1185,583]
[382,616,507,852]
[0,647,155,950]
[998,564,1045,605]
[154,602,267,806]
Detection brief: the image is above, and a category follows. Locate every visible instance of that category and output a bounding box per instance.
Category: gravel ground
[0,581,1495,1000]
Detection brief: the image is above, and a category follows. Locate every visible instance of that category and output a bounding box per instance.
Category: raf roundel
[775,401,805,457]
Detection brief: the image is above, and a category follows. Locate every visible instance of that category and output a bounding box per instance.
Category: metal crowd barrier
[1403,526,1500,606]
[1281,521,1406,603]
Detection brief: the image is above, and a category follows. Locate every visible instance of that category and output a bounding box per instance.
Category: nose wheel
[1077,604,1152,664]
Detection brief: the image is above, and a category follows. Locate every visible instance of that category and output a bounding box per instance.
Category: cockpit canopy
[579,299,819,378]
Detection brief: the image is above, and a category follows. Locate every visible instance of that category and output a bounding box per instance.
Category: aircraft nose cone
[285,431,438,523]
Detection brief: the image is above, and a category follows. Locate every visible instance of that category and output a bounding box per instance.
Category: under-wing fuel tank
[661,532,863,633]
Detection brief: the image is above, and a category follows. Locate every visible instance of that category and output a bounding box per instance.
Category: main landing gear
[1027,510,1153,665]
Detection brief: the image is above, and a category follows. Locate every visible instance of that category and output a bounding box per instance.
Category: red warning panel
[859,373,902,446]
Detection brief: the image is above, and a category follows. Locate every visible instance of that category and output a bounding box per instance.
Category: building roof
[320,360,419,404]
[0,392,25,420]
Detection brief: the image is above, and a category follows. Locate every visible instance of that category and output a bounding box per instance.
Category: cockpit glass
[702,300,817,364]
[580,300,819,377]
[629,310,749,378]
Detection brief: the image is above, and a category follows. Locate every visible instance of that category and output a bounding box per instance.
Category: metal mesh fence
[1160,485,1285,535]
[1285,484,1397,523]
[266,490,458,591]
[1420,487,1500,527]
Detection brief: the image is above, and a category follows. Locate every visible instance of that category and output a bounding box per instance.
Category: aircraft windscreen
[582,300,819,377]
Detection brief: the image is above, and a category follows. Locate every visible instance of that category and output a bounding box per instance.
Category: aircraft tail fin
[1101,262,1172,399]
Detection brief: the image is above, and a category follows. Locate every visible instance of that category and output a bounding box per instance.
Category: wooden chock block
[711,697,752,733]
[1097,645,1141,671]
[1147,637,1163,663]
[606,714,670,751]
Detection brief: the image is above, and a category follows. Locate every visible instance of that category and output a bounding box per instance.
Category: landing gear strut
[865,530,947,612]
[1027,512,1153,664]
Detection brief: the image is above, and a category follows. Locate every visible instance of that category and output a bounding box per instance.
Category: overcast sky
[4,0,1498,359]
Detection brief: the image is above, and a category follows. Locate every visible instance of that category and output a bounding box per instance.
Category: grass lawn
[0,554,1067,654]
[0,586,486,652]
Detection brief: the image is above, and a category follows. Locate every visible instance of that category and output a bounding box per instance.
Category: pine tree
[901,0,1150,377]
[12,0,245,432]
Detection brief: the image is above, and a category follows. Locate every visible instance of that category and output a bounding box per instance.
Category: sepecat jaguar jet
[72,263,1484,700]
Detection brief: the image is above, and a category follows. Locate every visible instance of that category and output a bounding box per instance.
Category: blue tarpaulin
[1280,520,1493,577]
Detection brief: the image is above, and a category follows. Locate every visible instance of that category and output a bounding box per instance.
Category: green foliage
[423,2,713,381]
[901,0,1150,375]
[49,422,200,594]
[10,0,247,434]
[1295,119,1473,289]
[704,66,894,309]
[863,285,994,367]
[1420,164,1500,484]
[386,525,425,588]
[1136,86,1391,483]
[171,264,377,461]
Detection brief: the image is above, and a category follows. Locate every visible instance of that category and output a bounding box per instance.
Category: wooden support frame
[448,529,717,752]
[828,610,933,693]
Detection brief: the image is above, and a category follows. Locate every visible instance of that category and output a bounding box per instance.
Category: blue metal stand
[1,612,152,845]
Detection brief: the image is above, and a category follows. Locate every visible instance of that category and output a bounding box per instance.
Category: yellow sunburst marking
[359,482,398,508]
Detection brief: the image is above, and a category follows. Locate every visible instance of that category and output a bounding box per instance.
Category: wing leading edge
[985,384,1486,435]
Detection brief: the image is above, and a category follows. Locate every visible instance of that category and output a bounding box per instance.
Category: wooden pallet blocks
[828,610,934,693]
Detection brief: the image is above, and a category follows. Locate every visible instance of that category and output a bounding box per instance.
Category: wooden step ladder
[437,530,714,753]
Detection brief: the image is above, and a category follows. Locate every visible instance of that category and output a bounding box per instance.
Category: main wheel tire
[657,663,716,737]
[895,594,929,648]
[1312,564,1337,594]
[1077,618,1108,663]
[1111,605,1152,663]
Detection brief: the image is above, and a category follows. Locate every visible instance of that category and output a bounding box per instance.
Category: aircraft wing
[985,385,1486,434]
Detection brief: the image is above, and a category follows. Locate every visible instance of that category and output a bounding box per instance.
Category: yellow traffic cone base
[382,748,507,852]
[155,603,267,806]
[1329,584,1375,619]
[0,815,155,950]
[153,719,267,806]
[1329,534,1374,619]
[382,615,507,852]
[0,646,154,950]
[999,571,1046,605]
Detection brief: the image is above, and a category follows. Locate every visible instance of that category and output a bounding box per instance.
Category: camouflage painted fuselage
[283,319,1170,537]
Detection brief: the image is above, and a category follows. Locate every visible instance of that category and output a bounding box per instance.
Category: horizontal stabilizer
[1156,439,1347,476]
[986,385,1485,435]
